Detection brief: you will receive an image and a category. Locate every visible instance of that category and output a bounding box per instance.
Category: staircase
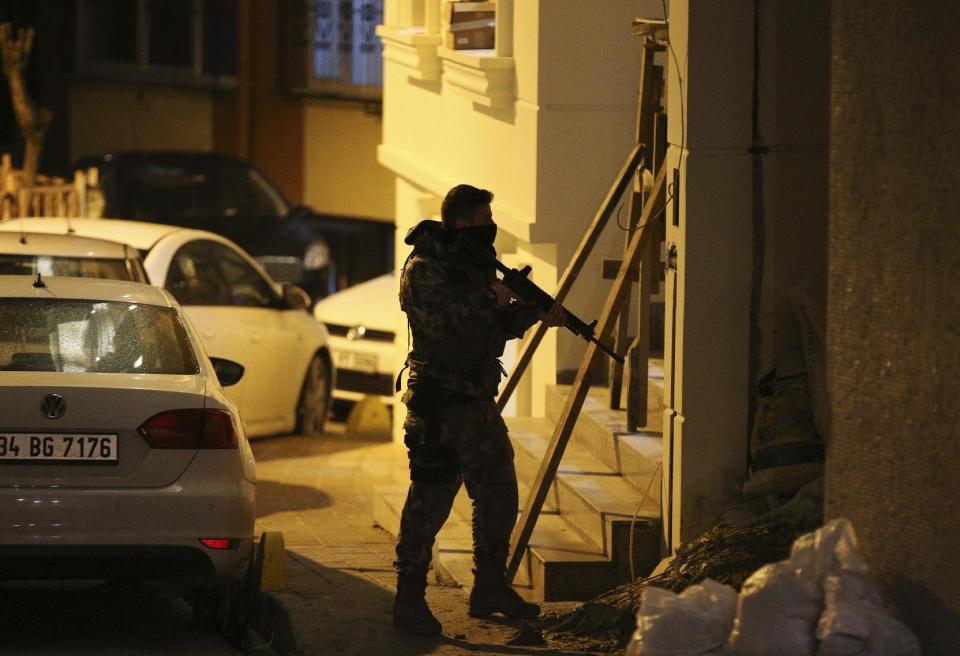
[372,360,666,601]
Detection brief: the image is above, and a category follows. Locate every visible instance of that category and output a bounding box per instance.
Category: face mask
[459,224,497,248]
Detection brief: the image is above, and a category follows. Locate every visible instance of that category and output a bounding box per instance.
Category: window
[167,240,277,308]
[280,0,383,101]
[94,156,289,221]
[211,243,278,308]
[0,300,198,375]
[0,255,144,282]
[77,0,238,86]
[167,241,233,306]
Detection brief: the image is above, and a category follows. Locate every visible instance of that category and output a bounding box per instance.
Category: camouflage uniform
[394,220,537,582]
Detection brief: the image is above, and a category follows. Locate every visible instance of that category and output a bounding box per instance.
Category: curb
[247,532,298,655]
[249,585,298,655]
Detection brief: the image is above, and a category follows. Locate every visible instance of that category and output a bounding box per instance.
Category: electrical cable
[615,0,686,234]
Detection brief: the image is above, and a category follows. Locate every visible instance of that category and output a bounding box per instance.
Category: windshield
[0,299,199,374]
[95,159,290,221]
[0,255,148,283]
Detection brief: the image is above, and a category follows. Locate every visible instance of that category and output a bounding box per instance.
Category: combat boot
[392,575,442,636]
[468,570,540,619]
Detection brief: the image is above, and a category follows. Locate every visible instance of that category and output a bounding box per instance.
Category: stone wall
[827,2,960,653]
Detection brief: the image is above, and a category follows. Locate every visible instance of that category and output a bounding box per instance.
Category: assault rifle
[453,234,624,364]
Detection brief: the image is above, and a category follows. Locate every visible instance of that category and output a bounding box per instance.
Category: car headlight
[303,240,330,271]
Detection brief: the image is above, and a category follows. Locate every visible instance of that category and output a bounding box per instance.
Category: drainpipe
[747,0,766,447]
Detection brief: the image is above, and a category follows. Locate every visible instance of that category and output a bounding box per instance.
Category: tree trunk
[0,24,53,187]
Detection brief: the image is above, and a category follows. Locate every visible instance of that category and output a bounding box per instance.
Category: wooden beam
[602,258,640,281]
[496,143,646,411]
[602,258,665,281]
[612,44,662,410]
[627,235,657,430]
[507,167,666,582]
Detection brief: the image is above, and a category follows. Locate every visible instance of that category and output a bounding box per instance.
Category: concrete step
[545,366,664,498]
[372,366,667,604]
[507,417,660,554]
[373,483,659,601]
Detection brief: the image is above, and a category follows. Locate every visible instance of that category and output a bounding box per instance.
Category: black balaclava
[456,223,497,248]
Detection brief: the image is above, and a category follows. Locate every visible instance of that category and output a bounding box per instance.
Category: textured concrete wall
[827,3,960,653]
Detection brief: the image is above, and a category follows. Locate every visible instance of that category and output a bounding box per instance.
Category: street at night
[0,585,248,655]
[0,0,956,653]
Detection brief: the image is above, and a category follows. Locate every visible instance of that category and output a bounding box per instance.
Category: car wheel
[297,353,330,436]
[192,581,246,643]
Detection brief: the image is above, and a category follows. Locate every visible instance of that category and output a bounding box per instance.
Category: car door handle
[250,329,263,343]
[202,329,216,339]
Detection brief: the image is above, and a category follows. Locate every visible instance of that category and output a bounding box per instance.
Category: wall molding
[376,25,442,81]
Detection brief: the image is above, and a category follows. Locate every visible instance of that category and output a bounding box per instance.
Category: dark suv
[73,151,335,302]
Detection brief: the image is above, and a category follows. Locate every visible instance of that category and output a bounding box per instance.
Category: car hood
[312,272,397,330]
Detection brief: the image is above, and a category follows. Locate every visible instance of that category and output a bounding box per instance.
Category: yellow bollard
[254,531,287,592]
[345,395,391,440]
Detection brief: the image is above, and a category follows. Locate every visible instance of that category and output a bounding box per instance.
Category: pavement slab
[249,429,603,655]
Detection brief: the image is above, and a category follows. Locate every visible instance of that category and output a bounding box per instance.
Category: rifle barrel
[591,335,625,364]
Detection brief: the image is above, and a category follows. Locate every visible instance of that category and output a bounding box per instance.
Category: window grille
[283,0,383,102]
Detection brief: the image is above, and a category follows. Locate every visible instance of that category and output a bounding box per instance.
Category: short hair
[440,184,494,228]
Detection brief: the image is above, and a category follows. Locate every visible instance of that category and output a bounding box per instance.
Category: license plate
[0,434,119,462]
[334,350,378,374]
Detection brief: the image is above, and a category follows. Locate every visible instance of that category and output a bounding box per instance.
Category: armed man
[393,184,565,636]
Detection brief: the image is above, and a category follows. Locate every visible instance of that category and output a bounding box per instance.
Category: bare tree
[0,23,52,187]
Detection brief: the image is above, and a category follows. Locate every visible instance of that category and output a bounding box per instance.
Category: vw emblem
[41,394,66,420]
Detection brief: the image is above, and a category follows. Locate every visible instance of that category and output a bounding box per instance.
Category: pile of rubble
[536,483,824,652]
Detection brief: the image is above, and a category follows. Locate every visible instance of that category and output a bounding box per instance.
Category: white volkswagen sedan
[0,275,255,635]
[0,219,333,438]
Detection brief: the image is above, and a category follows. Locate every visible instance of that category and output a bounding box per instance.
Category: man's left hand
[538,303,565,327]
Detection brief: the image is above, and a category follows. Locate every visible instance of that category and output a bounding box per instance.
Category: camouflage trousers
[394,396,518,580]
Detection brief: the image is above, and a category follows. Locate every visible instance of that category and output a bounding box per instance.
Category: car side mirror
[210,357,245,387]
[281,282,310,310]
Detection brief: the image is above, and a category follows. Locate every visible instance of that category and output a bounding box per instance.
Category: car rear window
[96,159,288,220]
[0,299,199,375]
[0,255,148,283]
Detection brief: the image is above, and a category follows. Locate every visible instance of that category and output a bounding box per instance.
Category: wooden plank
[636,43,661,157]
[602,258,665,282]
[602,258,640,281]
[611,43,661,410]
[653,110,668,177]
[625,336,642,429]
[73,170,86,217]
[608,182,646,410]
[496,143,646,412]
[507,168,666,582]
[628,235,656,430]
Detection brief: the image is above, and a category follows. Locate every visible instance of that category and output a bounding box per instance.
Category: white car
[0,218,333,438]
[0,275,255,635]
[0,230,148,282]
[312,272,397,406]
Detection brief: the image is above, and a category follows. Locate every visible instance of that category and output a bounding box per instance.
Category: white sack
[789,518,867,583]
[817,572,921,656]
[625,578,738,656]
[727,560,822,656]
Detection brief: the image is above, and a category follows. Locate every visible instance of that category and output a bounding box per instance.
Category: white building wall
[69,82,214,160]
[380,1,650,442]
[662,0,829,546]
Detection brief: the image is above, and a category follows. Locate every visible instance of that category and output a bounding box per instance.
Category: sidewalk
[248,430,587,656]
